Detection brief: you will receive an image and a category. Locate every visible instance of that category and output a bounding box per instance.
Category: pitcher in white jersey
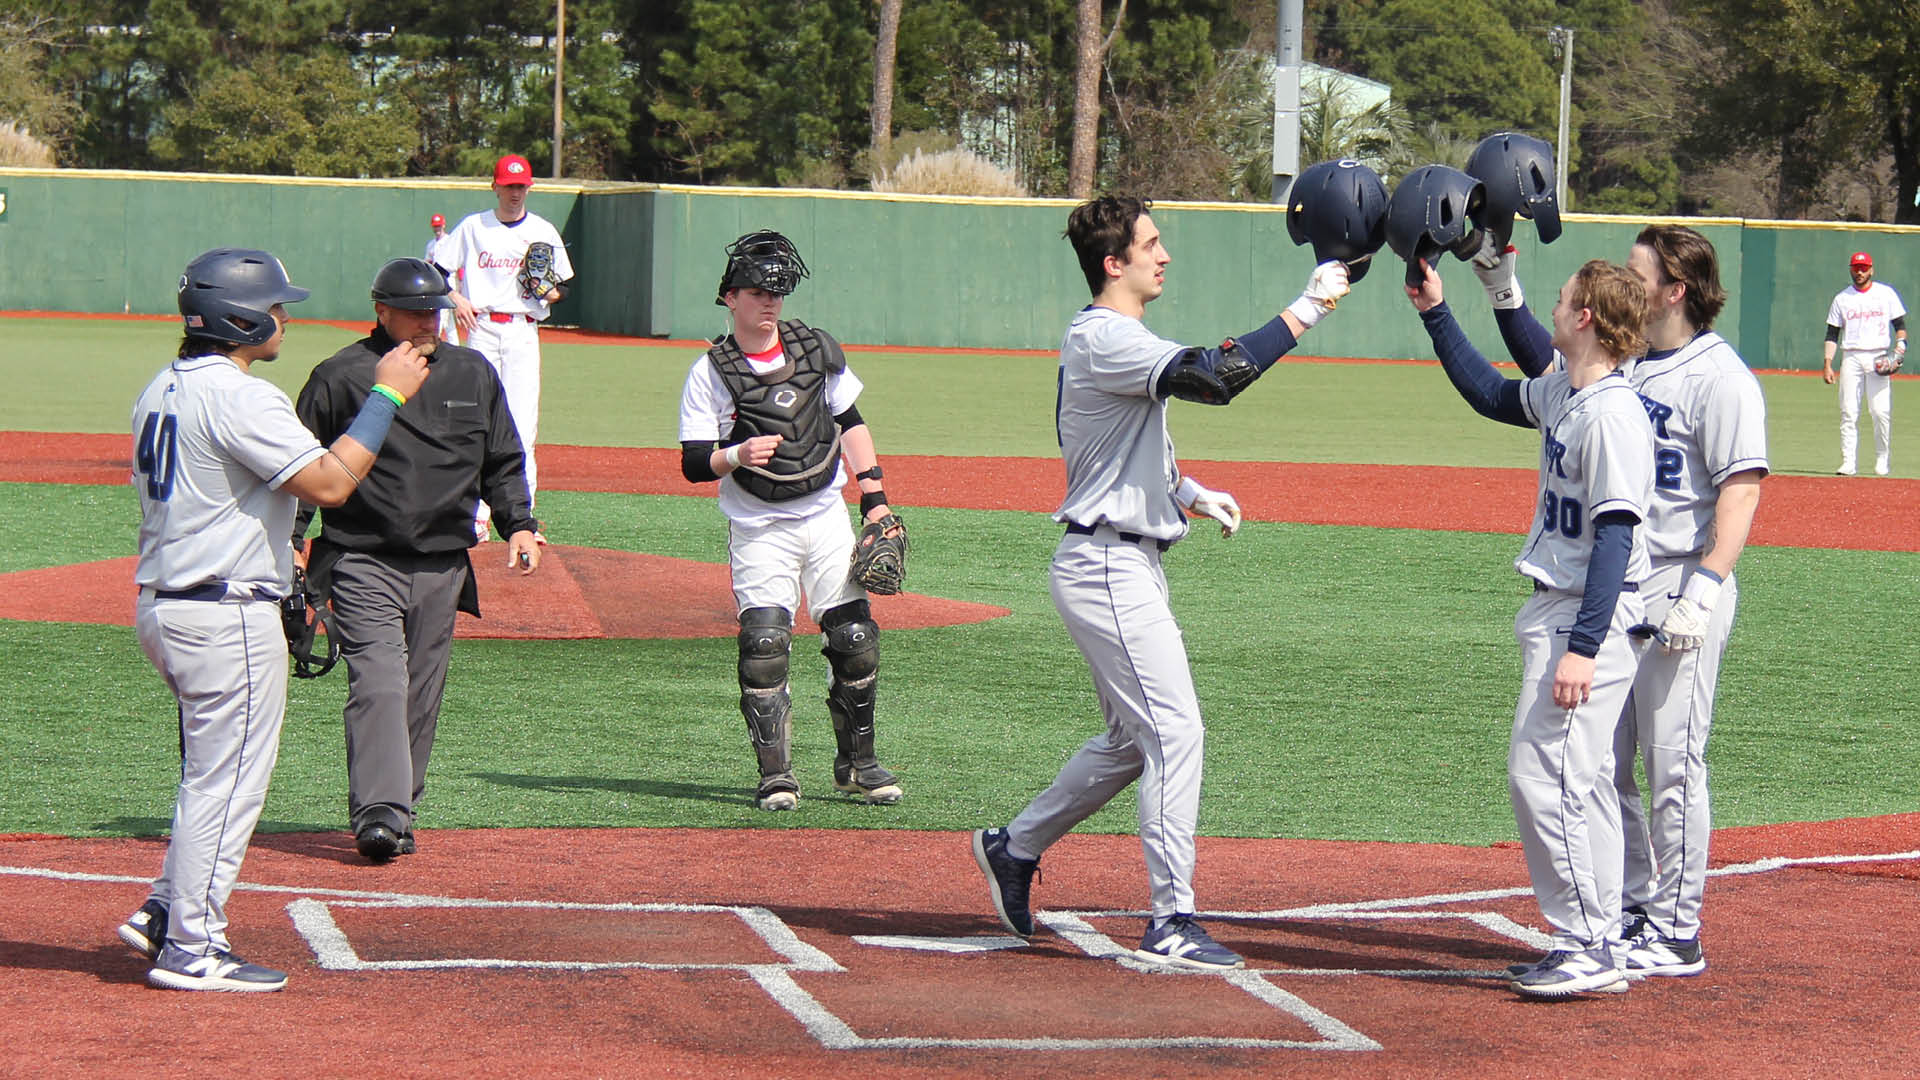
[971,194,1350,972]
[120,248,427,992]
[1410,257,1655,998]
[1474,225,1768,982]
[437,153,574,536]
[1822,250,1905,475]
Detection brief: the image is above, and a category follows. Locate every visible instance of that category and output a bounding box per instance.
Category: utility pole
[552,0,566,179]
[1272,0,1303,204]
[1549,25,1572,212]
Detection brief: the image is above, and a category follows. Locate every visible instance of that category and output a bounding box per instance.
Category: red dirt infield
[4,817,1916,1077]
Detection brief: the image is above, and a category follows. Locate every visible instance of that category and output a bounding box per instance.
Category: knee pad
[818,600,878,685]
[737,606,792,691]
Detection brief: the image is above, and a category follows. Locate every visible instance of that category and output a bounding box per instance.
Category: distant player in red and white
[437,153,574,537]
[1822,250,1905,476]
[424,213,458,346]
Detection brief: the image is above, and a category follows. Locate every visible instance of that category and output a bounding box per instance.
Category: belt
[1065,521,1173,552]
[148,583,280,602]
[486,312,537,323]
[1534,580,1637,593]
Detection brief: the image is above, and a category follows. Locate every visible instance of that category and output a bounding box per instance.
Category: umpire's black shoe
[972,827,1039,938]
[395,832,417,856]
[355,823,402,862]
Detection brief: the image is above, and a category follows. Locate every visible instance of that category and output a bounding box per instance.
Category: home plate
[852,935,1029,953]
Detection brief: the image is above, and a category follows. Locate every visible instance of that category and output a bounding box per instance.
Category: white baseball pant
[134,591,287,957]
[727,507,864,620]
[1008,528,1205,920]
[1836,349,1892,473]
[465,316,543,510]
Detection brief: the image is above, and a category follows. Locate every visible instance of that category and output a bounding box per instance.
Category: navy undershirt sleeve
[1418,303,1531,427]
[1235,314,1299,373]
[1568,511,1639,657]
[1494,304,1556,378]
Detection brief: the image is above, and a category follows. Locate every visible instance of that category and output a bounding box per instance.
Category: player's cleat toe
[148,945,286,993]
[972,827,1038,938]
[1621,931,1705,978]
[1836,465,1857,476]
[355,823,403,861]
[117,899,169,960]
[1509,945,1627,997]
[833,757,902,804]
[1134,914,1244,971]
[757,790,798,811]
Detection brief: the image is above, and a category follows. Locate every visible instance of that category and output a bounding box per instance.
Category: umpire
[293,258,540,862]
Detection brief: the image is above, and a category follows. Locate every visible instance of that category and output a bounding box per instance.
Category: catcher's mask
[1464,132,1562,250]
[1286,159,1389,283]
[370,258,455,310]
[282,569,340,678]
[1385,165,1487,286]
[716,230,810,305]
[177,248,311,347]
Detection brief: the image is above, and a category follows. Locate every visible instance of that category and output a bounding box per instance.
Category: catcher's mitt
[282,567,340,678]
[517,241,563,302]
[1876,351,1904,376]
[849,513,908,595]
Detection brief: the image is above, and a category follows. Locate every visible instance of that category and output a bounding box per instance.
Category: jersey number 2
[136,412,179,501]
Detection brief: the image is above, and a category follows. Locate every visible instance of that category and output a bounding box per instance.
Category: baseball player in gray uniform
[972,195,1349,971]
[1409,256,1655,997]
[1474,225,1768,979]
[118,248,428,991]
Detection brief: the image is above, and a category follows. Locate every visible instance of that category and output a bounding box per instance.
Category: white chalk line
[7,846,1915,1053]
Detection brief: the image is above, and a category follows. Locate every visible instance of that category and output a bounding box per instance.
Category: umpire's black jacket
[293,327,537,608]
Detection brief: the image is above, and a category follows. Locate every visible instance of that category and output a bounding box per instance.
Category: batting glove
[1471,238,1523,310]
[1177,476,1242,537]
[1287,261,1350,329]
[1658,570,1722,653]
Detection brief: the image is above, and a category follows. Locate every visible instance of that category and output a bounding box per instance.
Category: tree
[1068,0,1124,198]
[1331,0,1557,143]
[0,7,81,155]
[871,0,902,157]
[151,53,418,176]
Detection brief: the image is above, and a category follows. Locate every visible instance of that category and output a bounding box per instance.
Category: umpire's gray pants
[1009,531,1204,919]
[330,551,468,834]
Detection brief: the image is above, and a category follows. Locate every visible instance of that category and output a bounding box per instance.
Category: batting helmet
[1464,132,1562,250]
[1286,159,1390,283]
[1385,165,1487,285]
[715,230,810,305]
[177,248,310,347]
[370,258,455,310]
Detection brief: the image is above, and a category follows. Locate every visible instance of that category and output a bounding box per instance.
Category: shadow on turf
[473,771,742,806]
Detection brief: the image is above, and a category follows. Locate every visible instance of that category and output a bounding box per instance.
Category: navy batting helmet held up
[370,257,456,310]
[1286,159,1390,283]
[177,248,310,347]
[1385,165,1487,286]
[716,230,810,305]
[1465,132,1562,250]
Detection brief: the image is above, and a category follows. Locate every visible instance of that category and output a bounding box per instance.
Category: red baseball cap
[493,154,534,186]
[1851,251,1873,268]
[430,213,445,228]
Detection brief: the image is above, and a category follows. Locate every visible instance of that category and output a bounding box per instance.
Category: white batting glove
[1177,476,1242,537]
[1286,261,1350,329]
[1470,237,1523,310]
[1658,572,1722,653]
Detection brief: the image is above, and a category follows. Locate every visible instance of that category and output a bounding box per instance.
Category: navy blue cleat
[1134,914,1244,971]
[972,827,1039,937]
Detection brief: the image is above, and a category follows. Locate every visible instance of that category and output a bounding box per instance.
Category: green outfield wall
[5,167,1919,370]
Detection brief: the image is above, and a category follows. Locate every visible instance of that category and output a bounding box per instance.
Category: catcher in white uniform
[118,248,427,992]
[972,195,1350,971]
[1474,225,1768,981]
[438,153,573,535]
[1409,257,1655,998]
[1822,250,1905,475]
[677,230,906,811]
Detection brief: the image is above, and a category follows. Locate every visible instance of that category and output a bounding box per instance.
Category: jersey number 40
[136,411,179,501]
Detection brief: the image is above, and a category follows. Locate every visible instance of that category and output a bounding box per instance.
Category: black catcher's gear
[715,230,810,304]
[370,258,455,310]
[709,320,846,503]
[1385,165,1488,287]
[820,601,899,803]
[281,567,340,678]
[177,248,310,346]
[737,606,796,794]
[1286,159,1390,283]
[1465,132,1563,250]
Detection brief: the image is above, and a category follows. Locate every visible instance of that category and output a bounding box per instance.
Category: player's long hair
[1066,195,1153,297]
[176,335,238,359]
[1570,259,1651,364]
[1635,225,1726,330]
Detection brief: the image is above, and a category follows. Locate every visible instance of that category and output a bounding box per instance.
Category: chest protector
[710,320,847,502]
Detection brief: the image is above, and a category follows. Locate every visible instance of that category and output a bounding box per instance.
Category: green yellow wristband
[370,383,407,407]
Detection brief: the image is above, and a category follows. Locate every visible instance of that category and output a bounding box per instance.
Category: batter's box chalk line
[8,848,1918,1054]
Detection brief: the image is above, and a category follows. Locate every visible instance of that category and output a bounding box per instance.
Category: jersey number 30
[1541,489,1584,539]
[136,411,179,501]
